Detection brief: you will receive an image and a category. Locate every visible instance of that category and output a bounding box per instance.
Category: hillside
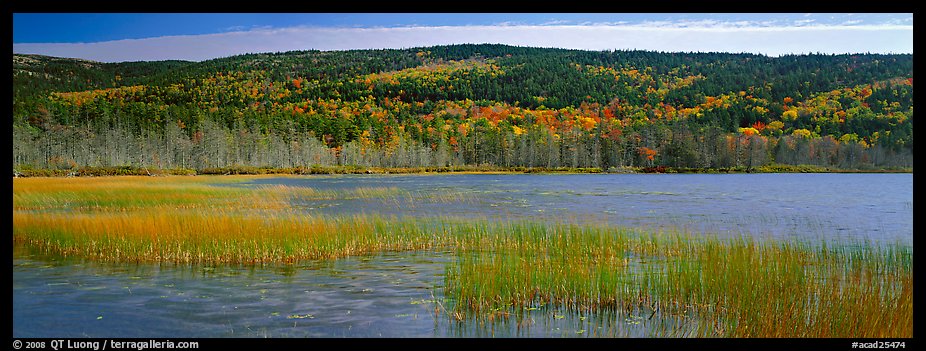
[12,44,914,172]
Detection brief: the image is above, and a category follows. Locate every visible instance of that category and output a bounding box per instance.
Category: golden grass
[13,176,250,211]
[13,210,440,263]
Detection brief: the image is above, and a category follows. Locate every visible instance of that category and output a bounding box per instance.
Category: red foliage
[751,121,766,132]
[642,166,668,173]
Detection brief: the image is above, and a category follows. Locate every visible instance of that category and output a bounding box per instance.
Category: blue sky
[12,13,913,62]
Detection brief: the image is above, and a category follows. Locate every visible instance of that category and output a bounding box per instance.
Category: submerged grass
[11,176,913,338]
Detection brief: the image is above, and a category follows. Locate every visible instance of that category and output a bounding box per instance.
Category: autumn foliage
[12,44,913,171]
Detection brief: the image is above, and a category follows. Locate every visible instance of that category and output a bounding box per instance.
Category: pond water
[12,173,913,337]
[14,247,675,338]
[245,173,912,244]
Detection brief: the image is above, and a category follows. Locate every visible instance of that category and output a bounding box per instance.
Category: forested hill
[12,44,914,172]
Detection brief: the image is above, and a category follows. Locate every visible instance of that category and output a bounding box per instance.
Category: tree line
[12,44,914,172]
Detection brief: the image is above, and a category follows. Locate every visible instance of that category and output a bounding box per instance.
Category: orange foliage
[638,147,657,161]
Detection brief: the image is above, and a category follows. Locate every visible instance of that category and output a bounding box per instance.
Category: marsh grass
[11,176,912,338]
[13,176,252,211]
[13,176,467,212]
[442,225,912,338]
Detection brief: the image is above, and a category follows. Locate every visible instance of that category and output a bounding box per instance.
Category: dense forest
[12,44,913,173]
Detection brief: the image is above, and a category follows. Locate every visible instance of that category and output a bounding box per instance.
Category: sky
[12,13,914,63]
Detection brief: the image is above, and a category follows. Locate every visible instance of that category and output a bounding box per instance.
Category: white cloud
[885,17,913,25]
[540,19,572,26]
[13,22,913,63]
[491,21,525,27]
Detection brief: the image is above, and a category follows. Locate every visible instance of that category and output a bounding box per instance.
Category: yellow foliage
[838,133,859,144]
[766,120,784,132]
[792,129,812,139]
[578,117,597,131]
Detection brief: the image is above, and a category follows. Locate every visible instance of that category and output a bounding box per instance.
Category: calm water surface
[14,248,661,337]
[247,173,912,244]
[13,173,912,337]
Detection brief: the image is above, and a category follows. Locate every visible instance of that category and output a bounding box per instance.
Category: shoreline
[12,164,913,177]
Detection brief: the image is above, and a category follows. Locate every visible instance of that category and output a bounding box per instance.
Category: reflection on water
[14,246,703,338]
[14,246,448,338]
